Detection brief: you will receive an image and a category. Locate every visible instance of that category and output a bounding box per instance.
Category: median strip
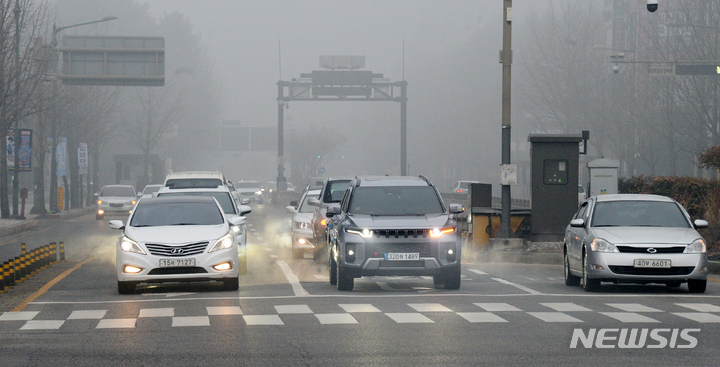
[12,257,95,312]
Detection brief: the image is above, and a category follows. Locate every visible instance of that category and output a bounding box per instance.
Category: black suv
[326,176,464,291]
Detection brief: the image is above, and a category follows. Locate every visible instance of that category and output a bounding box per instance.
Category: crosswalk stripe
[468,269,487,275]
[599,312,661,323]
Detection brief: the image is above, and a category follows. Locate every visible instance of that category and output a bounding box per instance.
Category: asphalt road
[1,203,719,366]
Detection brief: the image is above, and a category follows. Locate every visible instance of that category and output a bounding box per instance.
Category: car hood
[293,213,313,223]
[592,227,702,245]
[99,196,135,202]
[124,224,229,244]
[348,214,449,228]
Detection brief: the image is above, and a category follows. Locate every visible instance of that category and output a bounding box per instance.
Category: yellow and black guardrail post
[0,241,66,297]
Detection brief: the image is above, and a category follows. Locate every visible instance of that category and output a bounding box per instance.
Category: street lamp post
[498,0,513,238]
[11,0,21,218]
[46,16,117,213]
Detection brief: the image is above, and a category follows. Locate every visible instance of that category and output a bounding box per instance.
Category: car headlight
[255,191,262,195]
[97,200,103,205]
[589,238,618,253]
[684,239,706,254]
[120,237,146,255]
[296,222,309,229]
[430,228,455,238]
[209,233,234,253]
[346,228,373,238]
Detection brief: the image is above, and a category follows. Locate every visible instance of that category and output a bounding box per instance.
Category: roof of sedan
[138,195,218,204]
[593,194,675,202]
[357,176,430,187]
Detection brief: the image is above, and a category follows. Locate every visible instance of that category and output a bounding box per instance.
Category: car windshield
[348,186,443,216]
[142,185,161,195]
[592,200,690,228]
[165,178,223,189]
[100,186,135,197]
[130,201,224,227]
[157,192,236,215]
[236,182,260,189]
[298,191,320,213]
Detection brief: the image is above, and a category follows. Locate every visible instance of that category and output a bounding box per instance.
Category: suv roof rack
[418,175,433,186]
[355,176,361,187]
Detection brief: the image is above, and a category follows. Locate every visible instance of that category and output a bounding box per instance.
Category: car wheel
[433,275,445,289]
[238,254,248,275]
[443,266,461,290]
[117,281,135,294]
[582,250,600,291]
[223,277,239,291]
[665,281,682,288]
[329,253,337,286]
[688,279,707,293]
[337,265,354,291]
[564,250,581,286]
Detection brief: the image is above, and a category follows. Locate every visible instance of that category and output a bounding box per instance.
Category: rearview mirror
[108,220,124,230]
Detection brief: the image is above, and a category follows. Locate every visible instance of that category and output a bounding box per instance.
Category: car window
[298,191,320,213]
[591,200,690,228]
[165,178,223,189]
[157,192,236,215]
[142,185,162,195]
[100,186,135,197]
[348,186,443,216]
[575,203,587,220]
[323,180,351,203]
[130,201,224,227]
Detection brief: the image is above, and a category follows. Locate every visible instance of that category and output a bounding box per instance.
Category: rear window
[348,186,443,216]
[165,178,223,189]
[157,191,236,215]
[100,186,136,197]
[130,201,224,227]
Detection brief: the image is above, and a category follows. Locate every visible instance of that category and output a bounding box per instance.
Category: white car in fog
[286,189,321,259]
[111,196,245,294]
[96,185,137,220]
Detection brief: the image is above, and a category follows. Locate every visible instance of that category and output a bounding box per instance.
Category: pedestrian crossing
[2,301,720,331]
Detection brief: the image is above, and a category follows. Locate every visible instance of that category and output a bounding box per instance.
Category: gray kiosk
[529,134,583,241]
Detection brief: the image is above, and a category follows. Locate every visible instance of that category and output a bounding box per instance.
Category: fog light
[298,238,307,245]
[591,264,604,270]
[346,244,356,263]
[700,266,707,272]
[213,262,232,271]
[447,247,456,262]
[123,265,142,274]
[98,209,104,215]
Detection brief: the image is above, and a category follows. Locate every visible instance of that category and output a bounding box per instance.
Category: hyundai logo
[170,248,184,254]
[647,248,657,254]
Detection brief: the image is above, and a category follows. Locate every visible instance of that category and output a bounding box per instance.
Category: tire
[443,266,461,290]
[337,265,354,291]
[688,279,707,293]
[433,275,445,289]
[564,251,581,286]
[665,281,682,288]
[117,281,135,294]
[223,277,239,291]
[238,254,248,275]
[582,250,600,291]
[329,254,337,286]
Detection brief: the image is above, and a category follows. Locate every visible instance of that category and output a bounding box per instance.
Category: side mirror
[93,193,99,198]
[286,205,297,214]
[230,216,247,226]
[290,200,298,207]
[239,205,252,216]
[694,219,709,229]
[308,198,320,207]
[108,220,125,230]
[448,203,464,214]
[241,197,251,205]
[570,218,585,228]
[326,205,341,218]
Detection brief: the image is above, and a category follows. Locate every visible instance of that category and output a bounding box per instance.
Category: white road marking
[600,312,660,323]
[96,318,136,329]
[264,247,274,252]
[541,303,593,312]
[491,278,543,295]
[468,269,487,275]
[474,303,523,312]
[206,306,243,315]
[527,312,583,323]
[606,303,664,312]
[408,303,453,312]
[20,320,64,330]
[276,260,310,296]
[673,313,720,323]
[243,315,284,325]
[270,255,279,259]
[313,274,329,280]
[385,313,434,323]
[138,308,174,317]
[0,311,39,321]
[339,304,382,313]
[172,316,210,327]
[275,305,313,314]
[457,312,508,323]
[142,293,196,298]
[68,310,107,320]
[676,303,720,312]
[315,313,358,324]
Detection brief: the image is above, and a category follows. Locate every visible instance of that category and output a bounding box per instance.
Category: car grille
[608,266,694,276]
[616,246,686,254]
[240,192,255,196]
[379,260,425,268]
[148,267,208,275]
[373,243,432,257]
[145,242,209,257]
[374,229,430,239]
[109,203,124,208]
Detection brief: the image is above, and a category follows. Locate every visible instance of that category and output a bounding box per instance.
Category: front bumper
[98,204,134,215]
[291,228,314,250]
[116,247,239,283]
[585,251,708,283]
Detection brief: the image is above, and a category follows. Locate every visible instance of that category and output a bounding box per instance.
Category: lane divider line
[468,269,488,275]
[491,277,543,295]
[275,260,309,297]
[12,257,95,312]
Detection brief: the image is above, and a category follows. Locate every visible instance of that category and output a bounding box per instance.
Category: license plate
[384,253,420,261]
[159,258,195,267]
[633,259,671,268]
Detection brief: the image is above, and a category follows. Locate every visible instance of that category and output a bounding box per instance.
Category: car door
[567,199,591,271]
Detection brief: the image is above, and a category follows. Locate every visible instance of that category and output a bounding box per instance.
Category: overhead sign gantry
[275,55,407,191]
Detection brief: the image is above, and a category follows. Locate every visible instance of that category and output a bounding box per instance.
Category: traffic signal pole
[498,0,513,238]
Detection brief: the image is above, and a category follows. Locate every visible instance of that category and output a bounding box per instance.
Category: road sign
[60,36,165,86]
[501,164,517,185]
[647,64,675,77]
[78,143,88,175]
[675,64,720,75]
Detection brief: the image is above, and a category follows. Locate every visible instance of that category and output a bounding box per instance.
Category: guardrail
[0,242,64,294]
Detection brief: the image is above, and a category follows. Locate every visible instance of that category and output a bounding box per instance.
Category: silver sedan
[564,194,709,293]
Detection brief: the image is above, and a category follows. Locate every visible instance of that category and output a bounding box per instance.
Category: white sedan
[110,195,245,294]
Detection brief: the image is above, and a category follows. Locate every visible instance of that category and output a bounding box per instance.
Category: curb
[0,220,38,237]
[0,207,93,238]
